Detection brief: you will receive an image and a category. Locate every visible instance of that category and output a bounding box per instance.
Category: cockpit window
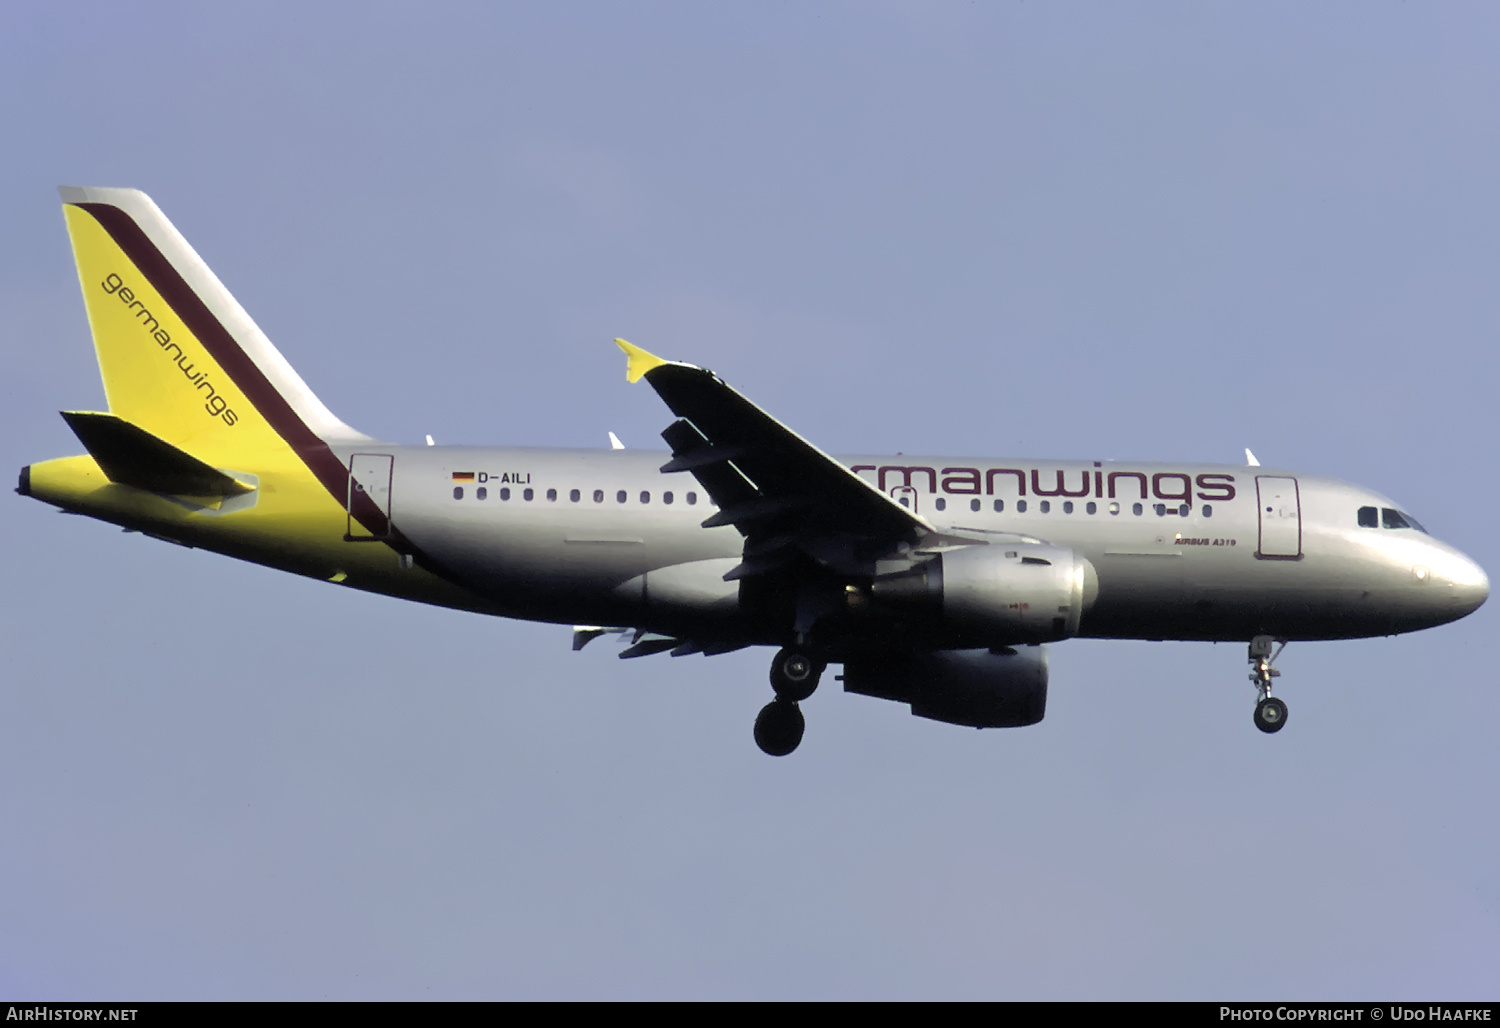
[1381,508,1427,532]
[1358,506,1378,528]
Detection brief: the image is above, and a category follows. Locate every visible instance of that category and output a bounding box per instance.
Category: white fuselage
[363,446,1488,646]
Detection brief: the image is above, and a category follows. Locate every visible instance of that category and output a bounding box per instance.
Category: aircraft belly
[1080,531,1431,641]
[394,502,742,626]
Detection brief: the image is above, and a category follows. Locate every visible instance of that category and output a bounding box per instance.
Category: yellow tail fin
[58,187,366,471]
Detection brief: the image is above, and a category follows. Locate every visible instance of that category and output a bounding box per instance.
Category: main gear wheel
[754,698,805,756]
[769,647,824,703]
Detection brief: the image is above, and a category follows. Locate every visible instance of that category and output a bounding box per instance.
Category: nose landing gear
[755,648,826,755]
[1248,635,1288,734]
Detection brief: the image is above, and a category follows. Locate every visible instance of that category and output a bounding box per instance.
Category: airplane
[19,187,1490,756]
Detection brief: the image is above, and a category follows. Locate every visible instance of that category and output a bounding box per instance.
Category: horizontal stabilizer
[60,411,253,498]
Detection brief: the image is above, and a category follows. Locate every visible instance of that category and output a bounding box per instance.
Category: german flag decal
[451,472,475,482]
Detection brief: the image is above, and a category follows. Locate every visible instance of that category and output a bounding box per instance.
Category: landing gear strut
[1248,635,1288,734]
[755,648,826,755]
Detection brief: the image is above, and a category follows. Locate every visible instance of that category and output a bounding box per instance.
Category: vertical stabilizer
[57,186,368,469]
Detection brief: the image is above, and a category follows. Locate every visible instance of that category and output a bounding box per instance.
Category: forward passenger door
[1255,476,1301,559]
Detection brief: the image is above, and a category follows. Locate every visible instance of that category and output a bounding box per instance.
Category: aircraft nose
[1449,552,1489,617]
[1434,549,1494,612]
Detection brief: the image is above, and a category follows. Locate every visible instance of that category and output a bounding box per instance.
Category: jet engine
[871,542,1097,644]
[842,646,1049,728]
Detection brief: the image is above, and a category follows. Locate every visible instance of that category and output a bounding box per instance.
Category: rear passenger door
[347,453,395,540]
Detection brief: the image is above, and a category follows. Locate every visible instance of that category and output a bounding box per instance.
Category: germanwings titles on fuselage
[19,187,1488,755]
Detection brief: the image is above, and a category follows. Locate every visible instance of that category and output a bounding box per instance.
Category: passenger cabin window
[570,489,580,503]
[1039,500,1051,513]
[687,492,698,505]
[1062,501,1074,514]
[476,487,487,500]
[616,490,627,503]
[993,499,1004,512]
[594,489,604,503]
[1203,505,1213,518]
[500,487,511,501]
[452,486,463,500]
[1016,500,1028,513]
[1358,506,1379,528]
[1086,502,1097,514]
[934,498,946,511]
[523,488,534,501]
[1132,503,1143,515]
[640,491,650,504]
[546,488,557,502]
[663,491,674,505]
[970,499,980,512]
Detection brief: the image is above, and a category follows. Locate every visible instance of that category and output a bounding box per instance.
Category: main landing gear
[754,647,826,756]
[1248,634,1289,734]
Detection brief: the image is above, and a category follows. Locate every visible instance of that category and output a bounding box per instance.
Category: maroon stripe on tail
[76,202,349,499]
[72,201,469,589]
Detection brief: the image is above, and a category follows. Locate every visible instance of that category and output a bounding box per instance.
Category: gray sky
[3,2,1497,999]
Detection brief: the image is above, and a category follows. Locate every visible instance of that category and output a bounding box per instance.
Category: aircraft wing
[617,339,942,580]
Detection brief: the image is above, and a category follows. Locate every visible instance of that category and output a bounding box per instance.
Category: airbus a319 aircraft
[21,188,1490,755]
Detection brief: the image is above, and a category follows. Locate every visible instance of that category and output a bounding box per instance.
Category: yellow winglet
[615,338,670,384]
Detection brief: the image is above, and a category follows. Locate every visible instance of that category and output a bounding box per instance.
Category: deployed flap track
[572,625,750,658]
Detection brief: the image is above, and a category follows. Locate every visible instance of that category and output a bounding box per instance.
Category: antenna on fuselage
[426,434,435,446]
[1245,448,1260,466]
[609,432,625,450]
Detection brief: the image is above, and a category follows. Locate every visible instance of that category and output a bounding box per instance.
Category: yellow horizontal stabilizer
[615,338,669,384]
[60,410,255,498]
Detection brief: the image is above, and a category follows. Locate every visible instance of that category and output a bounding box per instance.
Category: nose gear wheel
[1247,635,1289,734]
[1254,696,1288,733]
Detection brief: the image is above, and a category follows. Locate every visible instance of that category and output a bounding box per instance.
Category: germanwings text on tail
[20,187,1488,755]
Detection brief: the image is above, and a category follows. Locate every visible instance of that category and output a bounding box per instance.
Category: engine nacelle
[871,542,1097,644]
[842,646,1049,728]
